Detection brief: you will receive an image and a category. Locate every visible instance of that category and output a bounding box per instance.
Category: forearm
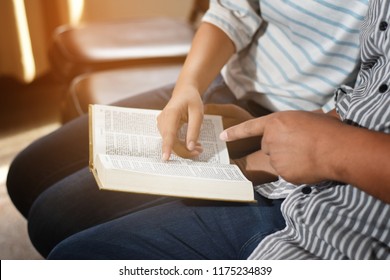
[323,125,390,203]
[173,22,235,96]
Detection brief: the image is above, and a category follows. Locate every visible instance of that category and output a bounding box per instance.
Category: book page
[97,154,248,182]
[91,105,230,165]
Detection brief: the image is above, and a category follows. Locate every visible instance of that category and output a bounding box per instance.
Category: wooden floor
[0,73,63,259]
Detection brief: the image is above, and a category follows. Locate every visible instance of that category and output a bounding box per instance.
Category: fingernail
[187,141,195,151]
[219,131,228,141]
[162,152,170,161]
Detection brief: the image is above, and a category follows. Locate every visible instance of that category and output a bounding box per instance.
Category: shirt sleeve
[202,0,263,52]
[334,85,354,120]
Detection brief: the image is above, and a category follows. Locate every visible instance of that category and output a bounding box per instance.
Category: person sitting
[47,0,390,259]
[6,0,372,258]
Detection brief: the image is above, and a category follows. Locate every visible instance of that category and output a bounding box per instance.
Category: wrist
[319,123,360,184]
[309,119,348,182]
[171,82,200,98]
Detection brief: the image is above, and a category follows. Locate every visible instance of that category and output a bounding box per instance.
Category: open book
[89,104,255,202]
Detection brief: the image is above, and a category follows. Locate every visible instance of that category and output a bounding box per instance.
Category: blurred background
[0,0,204,259]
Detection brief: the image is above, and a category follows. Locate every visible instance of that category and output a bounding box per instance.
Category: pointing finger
[220,116,268,142]
[157,111,181,161]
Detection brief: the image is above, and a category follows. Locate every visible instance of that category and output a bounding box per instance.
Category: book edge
[88,104,94,171]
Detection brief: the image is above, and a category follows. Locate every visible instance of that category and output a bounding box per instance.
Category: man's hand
[232,150,278,185]
[220,111,343,184]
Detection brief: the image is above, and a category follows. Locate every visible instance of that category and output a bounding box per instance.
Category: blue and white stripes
[249,0,390,260]
[203,0,369,111]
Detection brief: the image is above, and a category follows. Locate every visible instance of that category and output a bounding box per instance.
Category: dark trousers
[6,77,279,258]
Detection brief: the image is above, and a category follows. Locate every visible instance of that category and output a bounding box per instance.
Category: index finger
[219,116,267,142]
[157,110,182,161]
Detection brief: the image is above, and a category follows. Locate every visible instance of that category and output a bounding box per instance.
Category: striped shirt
[249,0,390,260]
[203,0,369,112]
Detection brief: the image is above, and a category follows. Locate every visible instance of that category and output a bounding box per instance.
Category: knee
[7,120,89,217]
[47,228,162,260]
[27,183,85,258]
[27,170,99,258]
[47,234,126,260]
[47,236,93,260]
[27,191,64,258]
[6,146,39,218]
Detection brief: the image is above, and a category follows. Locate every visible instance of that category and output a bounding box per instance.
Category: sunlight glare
[68,0,85,26]
[12,0,36,83]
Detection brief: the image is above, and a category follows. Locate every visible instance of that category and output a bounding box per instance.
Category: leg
[48,193,285,260]
[9,76,269,257]
[16,79,238,256]
[6,84,176,218]
[7,77,241,218]
[27,167,176,257]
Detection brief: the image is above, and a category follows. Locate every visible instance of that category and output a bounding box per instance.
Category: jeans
[7,76,274,258]
[48,193,285,260]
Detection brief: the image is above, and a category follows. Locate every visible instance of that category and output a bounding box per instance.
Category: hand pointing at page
[220,111,343,185]
[156,23,235,161]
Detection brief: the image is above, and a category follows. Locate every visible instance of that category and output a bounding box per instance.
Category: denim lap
[48,193,285,260]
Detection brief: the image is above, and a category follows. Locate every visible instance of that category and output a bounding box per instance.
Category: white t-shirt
[203,0,369,112]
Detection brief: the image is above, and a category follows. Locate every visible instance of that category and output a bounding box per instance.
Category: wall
[0,0,195,83]
[80,0,194,23]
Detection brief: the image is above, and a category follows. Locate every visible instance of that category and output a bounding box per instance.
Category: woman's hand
[157,85,204,161]
[157,22,235,161]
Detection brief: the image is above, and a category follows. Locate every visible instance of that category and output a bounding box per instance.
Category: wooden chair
[50,0,209,122]
[49,0,208,82]
[62,65,182,122]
